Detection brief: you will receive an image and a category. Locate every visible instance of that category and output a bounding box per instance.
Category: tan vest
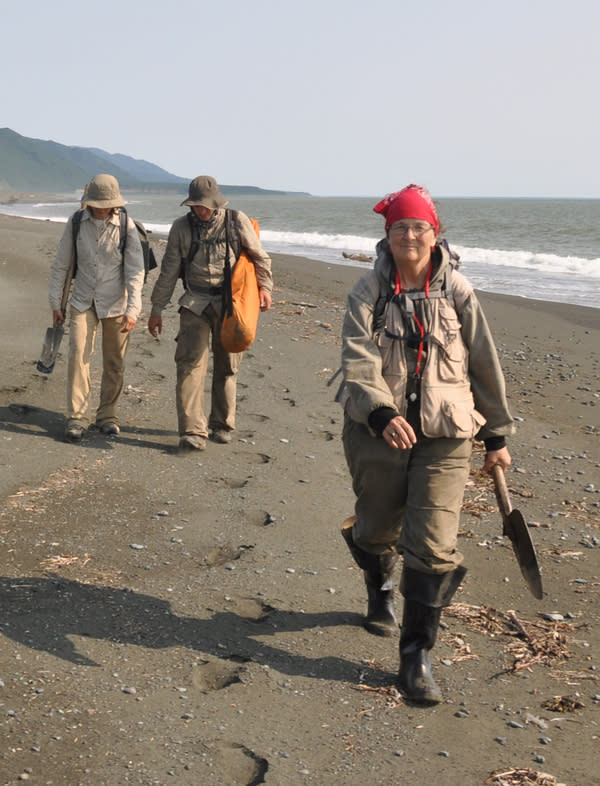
[375,272,486,439]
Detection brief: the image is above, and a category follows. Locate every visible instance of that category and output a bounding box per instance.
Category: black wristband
[368,407,397,437]
[484,436,506,452]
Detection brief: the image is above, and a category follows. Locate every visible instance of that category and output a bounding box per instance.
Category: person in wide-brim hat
[47,172,145,444]
[83,174,125,209]
[180,175,228,209]
[148,173,273,452]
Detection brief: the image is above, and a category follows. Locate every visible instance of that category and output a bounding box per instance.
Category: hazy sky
[2,0,598,197]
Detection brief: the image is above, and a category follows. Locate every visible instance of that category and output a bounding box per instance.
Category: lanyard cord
[394,263,432,377]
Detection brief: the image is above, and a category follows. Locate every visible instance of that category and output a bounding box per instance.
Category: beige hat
[84,174,125,208]
[181,175,228,209]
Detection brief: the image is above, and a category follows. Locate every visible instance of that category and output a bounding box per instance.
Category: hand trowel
[36,323,65,374]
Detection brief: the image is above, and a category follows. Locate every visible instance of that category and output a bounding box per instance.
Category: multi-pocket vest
[374,268,486,439]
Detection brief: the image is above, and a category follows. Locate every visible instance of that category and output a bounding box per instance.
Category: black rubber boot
[398,601,443,704]
[397,565,467,704]
[341,520,399,637]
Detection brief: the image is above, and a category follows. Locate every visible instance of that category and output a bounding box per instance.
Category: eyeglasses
[388,221,434,238]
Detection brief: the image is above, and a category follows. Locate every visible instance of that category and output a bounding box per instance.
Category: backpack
[179,209,261,352]
[220,212,260,353]
[179,208,245,287]
[71,207,157,281]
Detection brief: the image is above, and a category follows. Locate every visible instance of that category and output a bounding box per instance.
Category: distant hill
[0,128,307,196]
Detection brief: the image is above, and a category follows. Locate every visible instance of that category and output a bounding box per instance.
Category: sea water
[2,193,598,309]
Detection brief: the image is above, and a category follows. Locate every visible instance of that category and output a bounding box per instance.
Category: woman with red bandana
[339,185,514,704]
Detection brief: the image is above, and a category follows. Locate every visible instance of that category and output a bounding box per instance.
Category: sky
[1,0,599,198]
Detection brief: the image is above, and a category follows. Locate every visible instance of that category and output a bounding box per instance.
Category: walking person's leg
[397,435,472,703]
[342,416,410,635]
[95,315,130,433]
[207,304,241,443]
[175,308,211,449]
[65,306,98,439]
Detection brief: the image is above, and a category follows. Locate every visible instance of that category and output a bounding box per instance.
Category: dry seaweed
[485,768,566,785]
[444,603,572,670]
[540,694,585,712]
[351,683,404,709]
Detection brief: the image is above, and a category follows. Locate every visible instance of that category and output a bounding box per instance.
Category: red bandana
[373,184,439,233]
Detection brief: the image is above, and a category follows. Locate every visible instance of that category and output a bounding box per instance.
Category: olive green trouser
[67,306,129,427]
[175,305,241,437]
[342,412,472,574]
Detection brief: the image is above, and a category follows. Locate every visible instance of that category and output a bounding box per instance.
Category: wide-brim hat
[181,175,228,209]
[84,174,125,209]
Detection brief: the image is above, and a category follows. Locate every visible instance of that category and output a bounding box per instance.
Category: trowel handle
[492,465,513,518]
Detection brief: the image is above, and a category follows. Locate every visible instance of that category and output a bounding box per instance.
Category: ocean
[2,193,599,310]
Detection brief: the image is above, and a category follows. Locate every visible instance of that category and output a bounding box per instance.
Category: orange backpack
[220,213,260,353]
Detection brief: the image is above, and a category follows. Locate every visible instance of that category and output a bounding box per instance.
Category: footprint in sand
[206,742,269,785]
[191,659,246,692]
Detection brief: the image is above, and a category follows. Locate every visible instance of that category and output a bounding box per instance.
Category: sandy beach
[0,212,599,786]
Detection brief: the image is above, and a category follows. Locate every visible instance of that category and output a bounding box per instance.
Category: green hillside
[0,128,186,192]
[0,128,307,196]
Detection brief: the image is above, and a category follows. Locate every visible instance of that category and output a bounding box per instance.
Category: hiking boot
[64,423,84,442]
[178,435,207,452]
[211,429,232,444]
[99,422,120,436]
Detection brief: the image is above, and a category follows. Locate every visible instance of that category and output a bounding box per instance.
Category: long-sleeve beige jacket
[340,242,515,442]
[49,209,145,320]
[150,208,273,319]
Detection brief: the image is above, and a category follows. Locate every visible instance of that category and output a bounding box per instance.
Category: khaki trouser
[67,306,129,426]
[342,411,472,574]
[175,305,241,437]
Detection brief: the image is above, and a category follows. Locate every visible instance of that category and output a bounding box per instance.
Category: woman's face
[387,220,436,268]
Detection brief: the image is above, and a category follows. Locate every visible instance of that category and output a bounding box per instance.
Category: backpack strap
[373,263,396,330]
[118,207,128,258]
[185,211,201,264]
[71,208,84,276]
[222,209,234,319]
[180,211,202,289]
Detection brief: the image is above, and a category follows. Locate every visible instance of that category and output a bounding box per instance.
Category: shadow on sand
[0,575,390,686]
[0,403,176,452]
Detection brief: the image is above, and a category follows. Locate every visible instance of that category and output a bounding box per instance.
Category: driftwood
[342,251,373,262]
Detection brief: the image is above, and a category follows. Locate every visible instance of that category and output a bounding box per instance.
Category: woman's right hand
[52,309,64,327]
[383,415,417,449]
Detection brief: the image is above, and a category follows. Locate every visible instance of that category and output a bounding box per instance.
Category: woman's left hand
[383,415,417,450]
[482,446,511,474]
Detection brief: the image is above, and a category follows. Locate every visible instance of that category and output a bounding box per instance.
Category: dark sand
[0,213,598,785]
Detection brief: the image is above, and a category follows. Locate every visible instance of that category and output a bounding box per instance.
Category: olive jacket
[150,208,272,320]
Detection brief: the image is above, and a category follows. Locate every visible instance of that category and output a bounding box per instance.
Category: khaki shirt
[49,209,145,320]
[150,208,273,319]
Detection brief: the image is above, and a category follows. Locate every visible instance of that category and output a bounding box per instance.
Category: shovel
[492,465,543,600]
[36,323,65,374]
